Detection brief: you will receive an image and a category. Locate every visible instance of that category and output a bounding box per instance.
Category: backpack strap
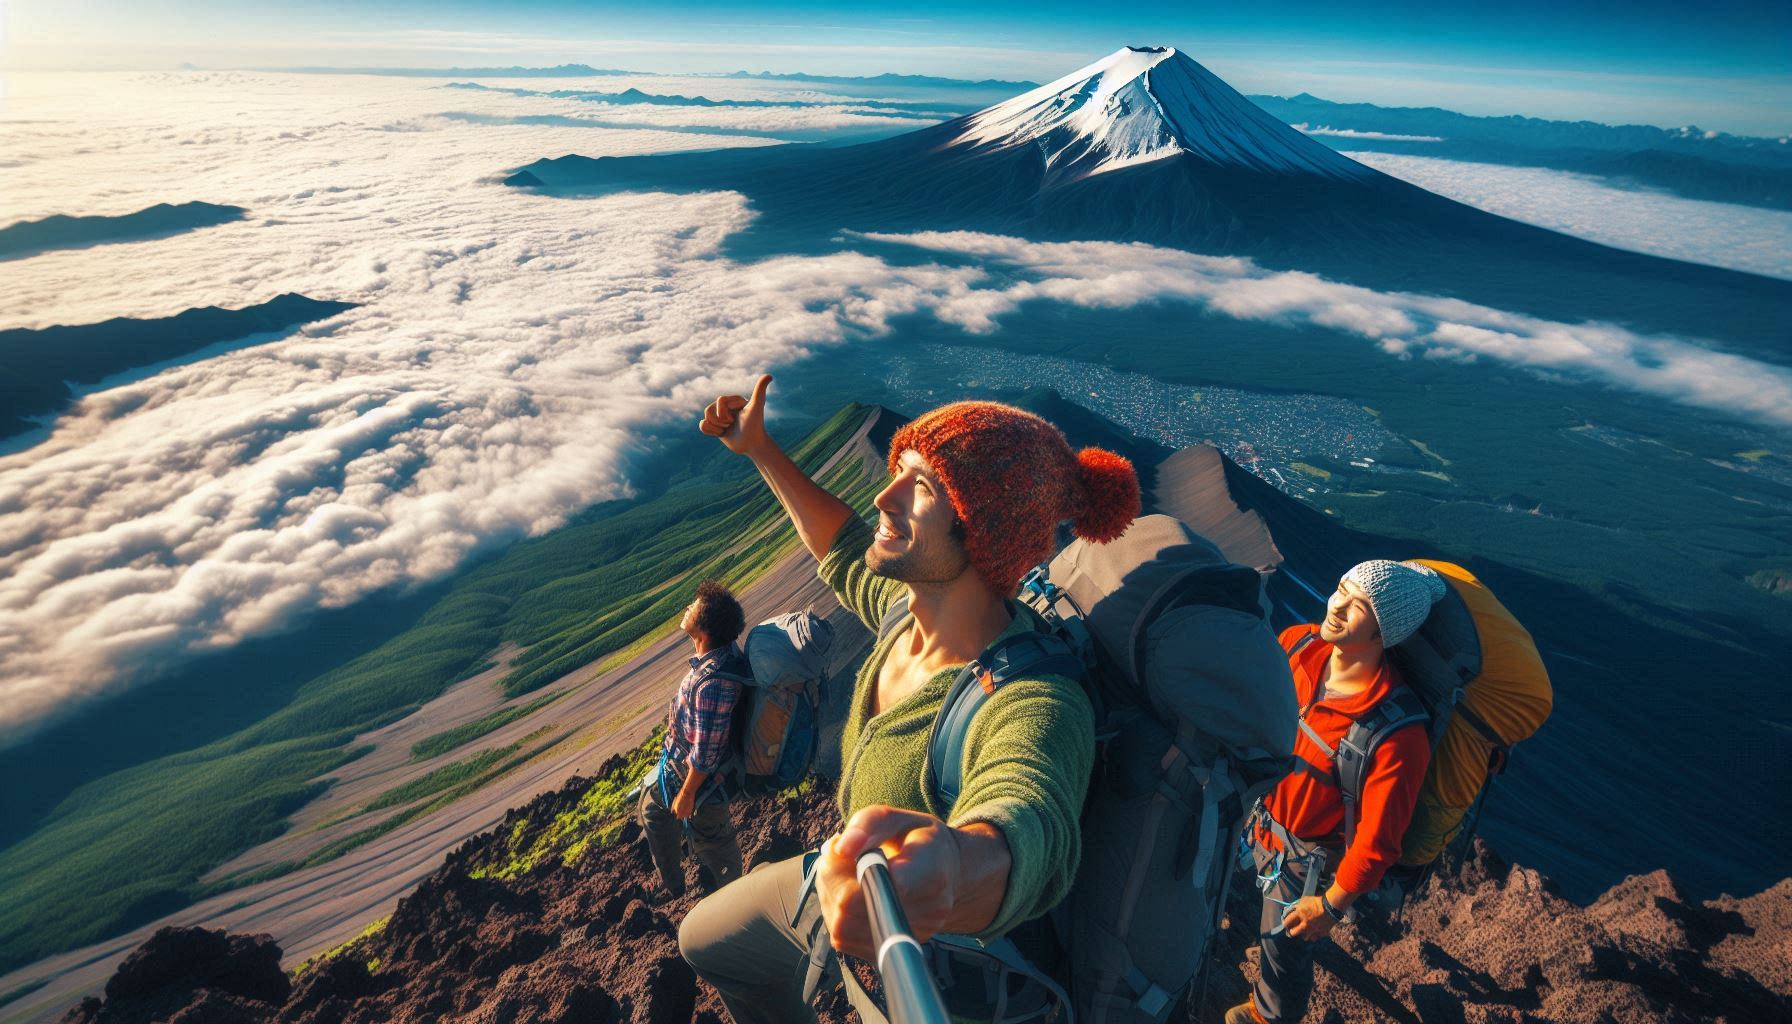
[1288,628,1322,660]
[1333,689,1429,852]
[876,594,912,646]
[926,628,1086,814]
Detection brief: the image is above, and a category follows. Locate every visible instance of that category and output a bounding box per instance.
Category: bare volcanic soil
[62,754,1791,1024]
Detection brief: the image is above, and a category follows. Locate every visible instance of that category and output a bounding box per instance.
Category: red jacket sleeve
[1333,722,1430,894]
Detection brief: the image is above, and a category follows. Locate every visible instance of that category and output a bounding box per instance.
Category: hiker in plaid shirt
[639,579,747,899]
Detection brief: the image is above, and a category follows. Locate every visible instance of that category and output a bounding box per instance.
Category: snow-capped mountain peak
[952,46,1372,183]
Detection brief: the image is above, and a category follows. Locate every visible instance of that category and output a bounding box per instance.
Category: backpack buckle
[1020,566,1058,601]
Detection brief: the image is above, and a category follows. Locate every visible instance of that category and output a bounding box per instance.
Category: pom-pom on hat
[887,401,1140,596]
[1343,559,1449,647]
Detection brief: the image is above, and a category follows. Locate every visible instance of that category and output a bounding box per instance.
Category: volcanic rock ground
[58,750,1792,1024]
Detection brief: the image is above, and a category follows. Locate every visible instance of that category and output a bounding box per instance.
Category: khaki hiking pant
[637,775,742,898]
[679,853,890,1024]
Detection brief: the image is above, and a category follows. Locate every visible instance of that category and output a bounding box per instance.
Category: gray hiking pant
[678,853,889,1024]
[637,775,742,897]
[1250,840,1319,1024]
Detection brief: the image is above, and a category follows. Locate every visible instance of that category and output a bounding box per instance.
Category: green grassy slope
[0,403,875,976]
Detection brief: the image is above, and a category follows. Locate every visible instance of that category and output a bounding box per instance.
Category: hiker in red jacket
[1226,560,1446,1024]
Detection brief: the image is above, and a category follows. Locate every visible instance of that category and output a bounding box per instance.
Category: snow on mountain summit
[953,46,1373,183]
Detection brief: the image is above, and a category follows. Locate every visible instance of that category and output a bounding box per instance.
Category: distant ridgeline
[1248,92,1792,212]
[0,202,247,260]
[0,294,356,441]
[505,47,1792,356]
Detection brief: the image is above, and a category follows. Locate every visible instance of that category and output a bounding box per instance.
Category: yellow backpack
[1389,560,1554,866]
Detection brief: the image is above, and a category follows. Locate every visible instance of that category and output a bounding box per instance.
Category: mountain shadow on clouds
[0,202,247,261]
[0,293,356,444]
[508,46,1792,361]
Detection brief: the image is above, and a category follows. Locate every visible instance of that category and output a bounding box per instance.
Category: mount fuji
[509,46,1790,354]
[947,46,1372,184]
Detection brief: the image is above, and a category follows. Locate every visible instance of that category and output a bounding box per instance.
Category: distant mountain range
[274,62,1791,211]
[269,64,1034,90]
[1250,92,1792,211]
[506,46,1791,356]
[274,64,636,77]
[0,201,246,260]
[0,293,355,441]
[442,82,966,117]
[718,69,1037,90]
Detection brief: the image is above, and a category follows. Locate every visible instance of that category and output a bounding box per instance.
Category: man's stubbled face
[866,449,970,587]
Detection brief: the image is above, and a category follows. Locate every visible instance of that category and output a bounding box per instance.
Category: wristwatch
[1319,891,1347,923]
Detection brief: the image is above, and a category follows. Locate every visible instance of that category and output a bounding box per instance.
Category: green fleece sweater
[821,516,1094,942]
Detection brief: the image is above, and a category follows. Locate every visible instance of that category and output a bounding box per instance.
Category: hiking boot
[1222,1001,1261,1024]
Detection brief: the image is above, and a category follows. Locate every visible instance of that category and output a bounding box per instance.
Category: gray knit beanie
[1343,560,1449,646]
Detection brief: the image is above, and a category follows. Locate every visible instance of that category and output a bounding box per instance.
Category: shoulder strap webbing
[1334,689,1429,851]
[876,594,911,646]
[926,630,1085,814]
[1289,629,1322,659]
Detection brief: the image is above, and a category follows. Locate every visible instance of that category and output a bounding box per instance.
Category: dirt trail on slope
[0,543,873,1024]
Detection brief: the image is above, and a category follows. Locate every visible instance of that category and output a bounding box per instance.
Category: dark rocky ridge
[0,293,356,440]
[60,747,1792,1024]
[0,202,247,259]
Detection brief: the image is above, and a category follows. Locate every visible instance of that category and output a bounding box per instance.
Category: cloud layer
[1293,123,1443,142]
[3,70,1787,744]
[855,231,1792,431]
[1343,150,1792,281]
[0,71,981,741]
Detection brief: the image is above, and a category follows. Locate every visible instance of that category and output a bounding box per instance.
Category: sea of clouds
[2,71,1787,743]
[1343,150,1792,281]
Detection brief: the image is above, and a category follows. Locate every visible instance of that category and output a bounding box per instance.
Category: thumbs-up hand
[699,374,773,457]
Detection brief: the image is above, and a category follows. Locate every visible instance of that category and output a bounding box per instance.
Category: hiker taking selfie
[679,374,1140,1024]
[1229,560,1447,1024]
[638,580,749,899]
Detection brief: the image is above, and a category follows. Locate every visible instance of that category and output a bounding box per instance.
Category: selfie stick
[856,849,951,1024]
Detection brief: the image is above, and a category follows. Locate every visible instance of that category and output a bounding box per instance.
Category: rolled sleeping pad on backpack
[1397,560,1553,866]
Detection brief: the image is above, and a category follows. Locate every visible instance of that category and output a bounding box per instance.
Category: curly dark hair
[692,579,746,647]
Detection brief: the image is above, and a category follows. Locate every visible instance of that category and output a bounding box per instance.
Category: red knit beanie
[887,401,1140,596]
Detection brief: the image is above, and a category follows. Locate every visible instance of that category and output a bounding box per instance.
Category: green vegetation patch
[494,402,872,698]
[369,744,522,812]
[291,916,389,980]
[0,403,876,975]
[224,727,564,890]
[410,692,562,761]
[1289,461,1333,481]
[470,729,666,880]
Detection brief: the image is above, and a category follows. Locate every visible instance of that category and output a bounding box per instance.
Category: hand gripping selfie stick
[856,849,951,1024]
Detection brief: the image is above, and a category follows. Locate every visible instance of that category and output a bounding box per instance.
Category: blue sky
[4,0,1790,134]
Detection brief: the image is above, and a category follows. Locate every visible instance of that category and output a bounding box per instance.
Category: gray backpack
[724,612,833,791]
[880,514,1298,1023]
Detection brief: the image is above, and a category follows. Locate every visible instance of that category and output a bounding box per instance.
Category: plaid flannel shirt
[665,644,744,775]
